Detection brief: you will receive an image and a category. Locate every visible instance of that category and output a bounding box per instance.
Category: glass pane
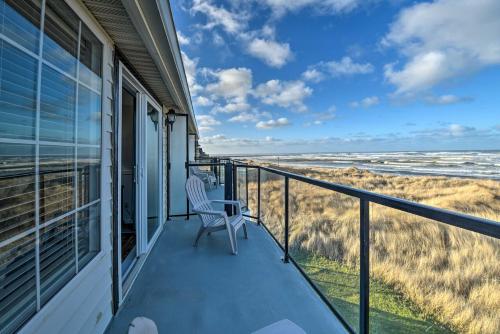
[0,233,36,334]
[77,84,100,145]
[288,179,360,332]
[260,170,285,246]
[77,203,100,269]
[369,203,499,334]
[42,0,78,76]
[0,40,38,140]
[246,168,258,216]
[236,167,247,208]
[0,144,35,243]
[79,24,102,91]
[77,146,100,207]
[40,215,75,306]
[40,64,76,142]
[39,145,74,223]
[146,105,159,241]
[0,0,41,53]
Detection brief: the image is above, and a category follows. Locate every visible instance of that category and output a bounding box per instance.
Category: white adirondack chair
[189,166,217,189]
[186,175,248,254]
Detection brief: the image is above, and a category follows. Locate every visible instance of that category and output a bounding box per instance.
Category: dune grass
[242,165,500,334]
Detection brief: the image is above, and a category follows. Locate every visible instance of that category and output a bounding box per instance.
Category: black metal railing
[187,158,500,334]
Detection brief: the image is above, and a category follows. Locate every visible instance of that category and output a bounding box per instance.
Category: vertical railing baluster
[257,168,261,225]
[360,199,370,334]
[283,176,289,263]
[224,162,233,215]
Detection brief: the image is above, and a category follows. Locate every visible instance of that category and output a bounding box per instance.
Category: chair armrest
[210,200,241,215]
[192,206,226,217]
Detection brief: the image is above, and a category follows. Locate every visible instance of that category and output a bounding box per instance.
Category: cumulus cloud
[258,0,360,17]
[181,51,203,96]
[205,67,252,103]
[254,80,312,112]
[350,96,380,108]
[191,0,247,34]
[382,0,500,94]
[212,101,250,113]
[196,114,220,132]
[194,96,213,107]
[303,56,373,83]
[424,94,473,105]
[256,117,291,129]
[177,31,190,45]
[246,38,292,68]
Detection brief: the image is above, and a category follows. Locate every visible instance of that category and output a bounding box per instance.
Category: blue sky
[171,0,500,154]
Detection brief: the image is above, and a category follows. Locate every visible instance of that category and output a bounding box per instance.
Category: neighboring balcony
[106,186,347,334]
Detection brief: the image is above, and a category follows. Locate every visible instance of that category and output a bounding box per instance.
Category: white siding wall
[19,1,114,333]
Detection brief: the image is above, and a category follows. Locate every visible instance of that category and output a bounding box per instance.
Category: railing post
[232,162,237,201]
[257,168,261,225]
[360,199,370,334]
[224,162,233,215]
[245,167,249,208]
[283,176,289,263]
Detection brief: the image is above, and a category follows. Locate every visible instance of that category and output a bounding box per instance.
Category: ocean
[243,151,500,180]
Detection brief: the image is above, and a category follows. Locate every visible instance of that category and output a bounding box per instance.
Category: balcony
[106,186,347,334]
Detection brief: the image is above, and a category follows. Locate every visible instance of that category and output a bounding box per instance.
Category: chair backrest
[185,176,216,226]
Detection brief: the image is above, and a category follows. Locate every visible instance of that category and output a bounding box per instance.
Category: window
[0,1,103,333]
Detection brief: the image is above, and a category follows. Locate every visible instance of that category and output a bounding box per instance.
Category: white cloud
[254,80,312,112]
[383,0,500,94]
[301,68,325,83]
[256,117,291,129]
[246,38,292,68]
[229,112,259,123]
[212,32,225,46]
[205,67,253,104]
[424,94,473,105]
[350,96,380,108]
[194,96,213,107]
[258,0,360,17]
[196,114,220,132]
[212,101,250,113]
[323,57,374,76]
[181,51,202,96]
[191,0,247,34]
[177,31,190,46]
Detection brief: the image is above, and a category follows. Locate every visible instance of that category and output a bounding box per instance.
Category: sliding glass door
[146,103,161,242]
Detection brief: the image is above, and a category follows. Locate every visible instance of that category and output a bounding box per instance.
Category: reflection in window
[43,0,78,75]
[0,233,37,334]
[0,144,35,243]
[77,204,100,269]
[78,85,101,145]
[0,41,38,140]
[39,145,74,223]
[78,147,100,206]
[40,65,76,143]
[79,24,102,91]
[0,0,41,53]
[39,214,75,306]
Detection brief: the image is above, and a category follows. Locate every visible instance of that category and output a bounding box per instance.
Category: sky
[171,0,500,154]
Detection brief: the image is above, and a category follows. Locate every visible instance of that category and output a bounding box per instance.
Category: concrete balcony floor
[106,187,346,334]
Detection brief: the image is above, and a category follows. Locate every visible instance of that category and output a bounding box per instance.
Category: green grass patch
[292,251,454,333]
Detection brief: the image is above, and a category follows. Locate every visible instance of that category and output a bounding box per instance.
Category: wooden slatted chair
[186,175,248,254]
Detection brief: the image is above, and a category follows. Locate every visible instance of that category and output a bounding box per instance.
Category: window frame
[0,0,107,331]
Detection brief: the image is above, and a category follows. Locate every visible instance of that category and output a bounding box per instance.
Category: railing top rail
[188,162,225,167]
[233,162,500,239]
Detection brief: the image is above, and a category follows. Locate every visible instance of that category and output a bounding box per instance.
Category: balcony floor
[106,188,347,334]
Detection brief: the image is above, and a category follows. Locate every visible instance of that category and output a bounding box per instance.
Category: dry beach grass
[244,165,500,333]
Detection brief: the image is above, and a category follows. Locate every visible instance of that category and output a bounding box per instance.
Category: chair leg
[193,225,205,247]
[242,222,248,239]
[227,225,237,255]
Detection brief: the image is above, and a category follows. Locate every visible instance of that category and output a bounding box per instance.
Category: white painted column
[188,134,196,162]
[170,115,187,215]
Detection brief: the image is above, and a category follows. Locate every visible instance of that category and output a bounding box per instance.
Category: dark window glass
[78,85,101,145]
[0,40,37,140]
[0,144,35,243]
[0,233,37,334]
[39,145,74,223]
[42,0,78,75]
[77,147,100,206]
[77,204,100,269]
[40,215,75,306]
[40,65,76,143]
[0,0,41,53]
[79,24,102,91]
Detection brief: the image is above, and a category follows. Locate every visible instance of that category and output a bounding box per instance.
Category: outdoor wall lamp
[165,108,176,131]
[148,109,158,130]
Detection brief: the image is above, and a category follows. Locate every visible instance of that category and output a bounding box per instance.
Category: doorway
[120,86,138,278]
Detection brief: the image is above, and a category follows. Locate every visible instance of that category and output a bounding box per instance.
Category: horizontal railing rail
[186,157,500,334]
